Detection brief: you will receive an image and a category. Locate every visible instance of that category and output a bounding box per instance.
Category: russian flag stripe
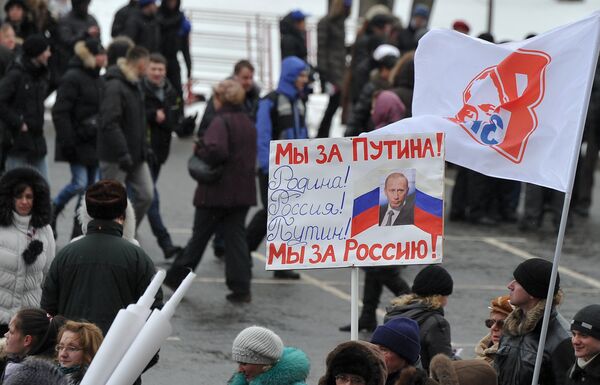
[351,205,379,237]
[352,188,379,217]
[415,190,443,218]
[414,206,443,235]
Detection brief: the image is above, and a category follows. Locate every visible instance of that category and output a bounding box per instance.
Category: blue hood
[276,56,307,99]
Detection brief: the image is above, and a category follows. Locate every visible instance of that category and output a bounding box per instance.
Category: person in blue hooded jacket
[246,56,309,280]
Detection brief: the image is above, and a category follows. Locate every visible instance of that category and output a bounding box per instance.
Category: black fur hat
[0,167,51,228]
[318,341,387,385]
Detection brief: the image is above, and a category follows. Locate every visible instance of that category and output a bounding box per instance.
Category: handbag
[187,115,230,183]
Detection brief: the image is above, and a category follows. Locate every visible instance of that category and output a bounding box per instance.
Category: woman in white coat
[0,167,55,335]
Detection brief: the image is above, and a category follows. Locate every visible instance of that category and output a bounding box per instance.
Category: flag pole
[530,31,600,385]
[351,266,359,340]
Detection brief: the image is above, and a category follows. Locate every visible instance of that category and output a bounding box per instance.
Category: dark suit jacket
[379,193,415,226]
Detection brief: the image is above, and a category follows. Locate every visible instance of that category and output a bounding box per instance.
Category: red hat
[453,20,470,34]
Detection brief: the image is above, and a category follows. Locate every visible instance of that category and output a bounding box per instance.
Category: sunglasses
[485,319,505,328]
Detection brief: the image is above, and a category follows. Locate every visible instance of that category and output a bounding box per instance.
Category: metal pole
[487,0,493,34]
[350,267,359,341]
[530,18,600,385]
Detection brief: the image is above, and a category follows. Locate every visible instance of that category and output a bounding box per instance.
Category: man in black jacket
[567,304,600,385]
[495,258,574,385]
[124,0,161,53]
[98,45,154,227]
[0,34,51,180]
[51,38,106,239]
[142,53,182,259]
[111,0,138,38]
[280,9,308,61]
[41,179,162,336]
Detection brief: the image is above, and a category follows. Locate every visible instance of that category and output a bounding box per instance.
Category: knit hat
[452,20,470,33]
[372,44,400,61]
[231,326,284,365]
[138,0,157,7]
[370,318,420,365]
[412,265,453,297]
[84,37,105,56]
[85,180,128,220]
[23,35,49,58]
[513,258,559,299]
[289,9,309,21]
[488,295,513,316]
[571,304,600,340]
[412,4,430,19]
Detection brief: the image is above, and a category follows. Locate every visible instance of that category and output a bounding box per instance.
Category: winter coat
[318,341,387,385]
[0,168,54,325]
[317,10,346,87]
[0,55,50,160]
[566,356,600,385]
[52,41,103,165]
[54,10,100,76]
[256,56,308,174]
[0,45,15,76]
[385,294,453,372]
[348,32,385,104]
[474,334,497,365]
[157,1,191,79]
[430,354,497,385]
[391,53,415,118]
[111,1,137,38]
[142,77,179,165]
[40,217,162,335]
[345,73,391,136]
[3,357,67,385]
[494,300,574,385]
[4,18,36,42]
[198,82,260,135]
[228,347,310,385]
[124,9,161,53]
[98,59,148,165]
[280,13,307,60]
[193,104,257,208]
[372,90,406,129]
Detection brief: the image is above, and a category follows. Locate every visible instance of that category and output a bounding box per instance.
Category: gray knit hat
[232,326,284,365]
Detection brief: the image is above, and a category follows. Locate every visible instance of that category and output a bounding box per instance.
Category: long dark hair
[13,308,66,358]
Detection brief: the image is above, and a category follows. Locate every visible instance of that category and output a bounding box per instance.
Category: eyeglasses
[485,319,505,328]
[335,374,366,385]
[55,345,82,353]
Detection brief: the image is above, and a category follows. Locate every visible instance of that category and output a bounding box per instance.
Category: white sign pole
[350,267,359,340]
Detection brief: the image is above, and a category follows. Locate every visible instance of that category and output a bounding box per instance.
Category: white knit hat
[231,326,284,365]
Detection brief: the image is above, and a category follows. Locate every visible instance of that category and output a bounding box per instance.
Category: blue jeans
[146,162,173,250]
[53,164,99,208]
[5,155,48,181]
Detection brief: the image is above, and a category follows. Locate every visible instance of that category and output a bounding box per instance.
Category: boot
[274,270,300,280]
[50,203,63,239]
[339,314,378,332]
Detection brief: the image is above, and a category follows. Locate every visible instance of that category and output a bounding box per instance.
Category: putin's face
[384,175,408,209]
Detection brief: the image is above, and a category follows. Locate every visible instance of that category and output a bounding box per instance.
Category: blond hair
[213,79,245,105]
[57,321,104,366]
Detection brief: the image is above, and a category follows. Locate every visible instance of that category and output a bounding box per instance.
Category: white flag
[373,13,600,192]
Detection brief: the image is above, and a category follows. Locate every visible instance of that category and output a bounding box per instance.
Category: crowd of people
[0,0,597,384]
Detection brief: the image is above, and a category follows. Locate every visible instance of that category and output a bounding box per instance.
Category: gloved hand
[118,154,134,172]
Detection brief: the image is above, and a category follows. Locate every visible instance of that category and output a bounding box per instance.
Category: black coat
[52,42,103,165]
[40,219,162,335]
[385,296,454,372]
[279,14,307,60]
[98,60,147,165]
[0,55,50,160]
[54,10,100,77]
[111,1,137,37]
[566,356,600,385]
[142,77,179,165]
[494,306,574,385]
[317,13,346,87]
[124,9,161,53]
[157,2,191,80]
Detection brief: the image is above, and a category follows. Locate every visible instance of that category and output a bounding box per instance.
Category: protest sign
[266,133,445,270]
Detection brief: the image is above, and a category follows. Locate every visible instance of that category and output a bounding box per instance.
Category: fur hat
[85,180,128,220]
[231,326,284,365]
[489,295,513,316]
[0,167,51,228]
[76,196,138,245]
[513,258,559,299]
[412,265,453,297]
[318,341,387,385]
[4,358,68,385]
[371,317,420,365]
[23,34,49,58]
[571,304,600,340]
[430,354,497,385]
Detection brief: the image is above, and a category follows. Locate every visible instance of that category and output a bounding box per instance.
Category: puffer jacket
[494,300,574,385]
[279,13,307,60]
[228,347,310,385]
[385,294,453,372]
[0,168,54,325]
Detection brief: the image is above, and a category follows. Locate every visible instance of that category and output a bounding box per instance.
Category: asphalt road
[46,112,600,385]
